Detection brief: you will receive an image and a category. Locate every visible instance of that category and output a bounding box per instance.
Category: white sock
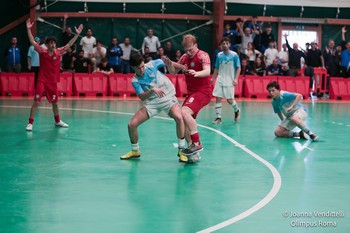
[131,143,139,151]
[178,138,186,149]
[215,103,222,118]
[231,100,239,112]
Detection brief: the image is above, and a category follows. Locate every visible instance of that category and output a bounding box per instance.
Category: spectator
[305,41,325,92]
[79,28,96,58]
[119,37,136,74]
[323,39,337,77]
[264,40,279,67]
[266,58,284,76]
[253,56,266,76]
[141,28,160,59]
[261,24,275,53]
[91,40,107,72]
[175,49,182,62]
[240,58,254,76]
[279,43,289,72]
[108,37,123,73]
[62,14,76,51]
[5,37,21,73]
[143,47,152,63]
[334,44,342,76]
[155,47,167,73]
[223,22,239,48]
[340,26,350,78]
[61,47,75,72]
[284,34,306,76]
[73,50,91,73]
[244,42,261,67]
[239,23,256,55]
[164,41,176,61]
[27,36,40,87]
[96,57,114,75]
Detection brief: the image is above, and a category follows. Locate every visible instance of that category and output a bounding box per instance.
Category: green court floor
[1,97,349,233]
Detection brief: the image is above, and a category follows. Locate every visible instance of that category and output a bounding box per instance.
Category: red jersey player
[167,34,212,160]
[25,18,83,131]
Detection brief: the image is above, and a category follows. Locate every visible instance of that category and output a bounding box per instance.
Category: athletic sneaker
[181,143,203,156]
[55,120,69,128]
[26,123,33,131]
[120,150,141,160]
[309,134,319,142]
[187,152,201,164]
[212,117,222,124]
[234,109,240,121]
[177,149,188,163]
[299,131,307,140]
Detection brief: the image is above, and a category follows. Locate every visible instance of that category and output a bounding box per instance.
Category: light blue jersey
[132,59,175,104]
[271,91,306,118]
[215,50,240,86]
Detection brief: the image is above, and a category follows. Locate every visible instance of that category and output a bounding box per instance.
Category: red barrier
[167,74,177,88]
[73,73,108,96]
[176,74,188,97]
[57,72,73,96]
[243,75,277,98]
[109,73,126,96]
[235,75,244,98]
[313,68,329,94]
[277,76,310,99]
[329,77,350,100]
[0,72,35,96]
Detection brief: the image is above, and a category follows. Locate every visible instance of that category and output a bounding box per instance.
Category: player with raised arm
[211,37,241,124]
[25,18,83,131]
[266,81,318,141]
[120,52,186,161]
[166,34,212,161]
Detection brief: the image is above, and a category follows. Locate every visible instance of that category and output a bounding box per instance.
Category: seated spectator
[96,57,114,75]
[244,42,261,67]
[241,58,254,76]
[91,40,107,72]
[264,40,279,67]
[266,58,284,76]
[155,47,167,73]
[143,46,152,63]
[61,47,75,72]
[279,43,289,71]
[175,49,183,73]
[73,50,91,73]
[164,41,176,61]
[253,56,266,76]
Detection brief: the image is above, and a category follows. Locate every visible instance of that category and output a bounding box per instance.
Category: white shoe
[26,123,33,131]
[55,120,69,128]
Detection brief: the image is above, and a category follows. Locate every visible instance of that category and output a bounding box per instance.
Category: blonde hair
[182,34,197,47]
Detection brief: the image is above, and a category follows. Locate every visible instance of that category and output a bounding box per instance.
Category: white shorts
[213,84,234,99]
[280,108,308,131]
[144,95,179,118]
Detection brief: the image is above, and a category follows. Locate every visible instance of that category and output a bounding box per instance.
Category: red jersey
[178,50,211,94]
[34,44,66,83]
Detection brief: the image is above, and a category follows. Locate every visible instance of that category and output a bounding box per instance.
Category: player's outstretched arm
[65,24,83,50]
[26,18,36,46]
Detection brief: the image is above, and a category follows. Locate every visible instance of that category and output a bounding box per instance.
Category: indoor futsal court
[0,97,349,233]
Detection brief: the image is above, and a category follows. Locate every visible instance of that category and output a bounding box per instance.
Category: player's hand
[75,24,84,35]
[152,88,165,98]
[233,79,238,86]
[342,26,347,34]
[162,56,172,66]
[285,106,292,113]
[26,18,34,29]
[188,69,197,77]
[182,64,188,73]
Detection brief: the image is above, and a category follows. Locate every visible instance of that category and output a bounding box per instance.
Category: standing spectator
[73,50,91,73]
[340,26,350,78]
[5,37,21,73]
[260,24,275,53]
[79,28,96,58]
[62,14,76,51]
[25,18,83,131]
[27,36,40,87]
[211,37,241,125]
[323,39,337,77]
[164,41,176,61]
[284,34,306,76]
[264,40,279,67]
[223,23,239,48]
[305,41,325,92]
[141,28,160,59]
[61,47,75,72]
[119,37,136,74]
[91,40,107,72]
[108,37,123,73]
[155,47,167,73]
[239,24,256,55]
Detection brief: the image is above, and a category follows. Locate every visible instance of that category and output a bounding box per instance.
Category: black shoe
[309,134,319,142]
[299,131,307,140]
[234,109,240,121]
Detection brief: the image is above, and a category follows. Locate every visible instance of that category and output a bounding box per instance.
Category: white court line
[1,105,282,232]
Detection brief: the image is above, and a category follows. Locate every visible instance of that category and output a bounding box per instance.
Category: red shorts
[34,81,59,103]
[182,91,212,119]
